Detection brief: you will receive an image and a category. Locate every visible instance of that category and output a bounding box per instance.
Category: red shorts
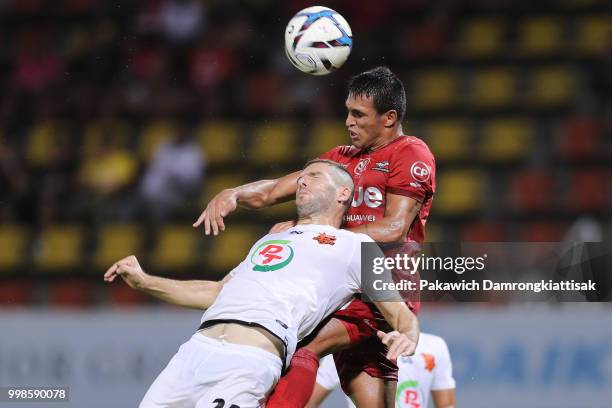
[332,297,420,394]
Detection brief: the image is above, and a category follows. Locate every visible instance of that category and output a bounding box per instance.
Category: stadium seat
[516,223,564,242]
[34,225,83,272]
[509,170,555,212]
[0,224,28,272]
[480,118,532,163]
[411,69,458,110]
[461,221,506,242]
[197,121,241,165]
[93,224,142,270]
[208,225,259,271]
[306,121,348,159]
[201,173,247,204]
[423,222,442,243]
[528,66,575,107]
[0,281,34,306]
[150,225,199,271]
[469,68,516,108]
[423,119,471,162]
[456,18,506,58]
[434,170,484,215]
[26,121,67,167]
[567,170,610,212]
[108,283,150,306]
[47,279,93,307]
[574,16,612,55]
[557,116,602,161]
[516,16,563,56]
[249,121,298,165]
[83,118,132,158]
[139,120,176,162]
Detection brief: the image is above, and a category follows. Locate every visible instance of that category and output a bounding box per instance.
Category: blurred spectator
[159,0,205,43]
[13,28,63,93]
[140,123,204,220]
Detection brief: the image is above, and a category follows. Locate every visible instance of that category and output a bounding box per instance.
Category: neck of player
[366,125,403,152]
[296,212,342,229]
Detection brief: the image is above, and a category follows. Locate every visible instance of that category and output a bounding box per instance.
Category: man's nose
[345,113,354,127]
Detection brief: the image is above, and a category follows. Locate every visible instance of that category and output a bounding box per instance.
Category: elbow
[381,220,409,244]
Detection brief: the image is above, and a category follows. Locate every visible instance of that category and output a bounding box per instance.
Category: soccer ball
[284,6,353,75]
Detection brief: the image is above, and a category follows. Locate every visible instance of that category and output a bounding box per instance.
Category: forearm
[348,218,408,243]
[375,301,419,343]
[232,171,300,209]
[141,275,222,309]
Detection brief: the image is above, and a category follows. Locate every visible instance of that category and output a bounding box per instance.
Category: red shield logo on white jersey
[410,161,431,182]
[354,158,370,176]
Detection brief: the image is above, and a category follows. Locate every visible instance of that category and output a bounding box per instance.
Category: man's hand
[104,255,149,290]
[269,220,296,234]
[377,330,417,362]
[193,189,238,235]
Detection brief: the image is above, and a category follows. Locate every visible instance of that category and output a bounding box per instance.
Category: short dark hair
[347,66,406,122]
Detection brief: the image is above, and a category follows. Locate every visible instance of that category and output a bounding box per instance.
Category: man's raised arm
[193,171,301,235]
[103,255,230,309]
[373,300,419,361]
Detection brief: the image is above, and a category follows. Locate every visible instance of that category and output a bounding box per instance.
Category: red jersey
[320,135,436,243]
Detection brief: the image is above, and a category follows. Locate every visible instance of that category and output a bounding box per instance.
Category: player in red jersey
[194,66,436,407]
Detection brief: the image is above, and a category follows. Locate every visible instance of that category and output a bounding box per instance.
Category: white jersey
[201,224,374,366]
[396,333,456,408]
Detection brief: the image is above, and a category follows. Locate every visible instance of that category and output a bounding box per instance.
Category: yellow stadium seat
[517,17,563,56]
[34,225,83,271]
[0,224,28,271]
[433,171,484,215]
[197,121,241,165]
[422,222,442,243]
[83,119,131,157]
[150,225,199,271]
[201,173,247,204]
[26,121,66,167]
[456,18,506,57]
[93,224,142,270]
[424,119,471,162]
[139,120,176,162]
[575,16,612,55]
[306,121,348,159]
[412,70,458,110]
[469,68,516,108]
[480,118,532,163]
[208,225,259,271]
[529,66,575,107]
[250,121,298,165]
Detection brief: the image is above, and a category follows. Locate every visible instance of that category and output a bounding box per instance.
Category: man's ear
[338,186,353,204]
[383,110,398,128]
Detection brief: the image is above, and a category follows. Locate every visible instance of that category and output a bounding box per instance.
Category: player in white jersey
[104,160,419,408]
[308,333,455,408]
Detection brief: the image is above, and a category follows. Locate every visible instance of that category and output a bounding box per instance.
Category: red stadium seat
[461,221,507,242]
[47,279,93,308]
[108,283,150,306]
[557,116,602,161]
[510,169,555,213]
[0,281,34,306]
[516,223,565,242]
[567,170,610,212]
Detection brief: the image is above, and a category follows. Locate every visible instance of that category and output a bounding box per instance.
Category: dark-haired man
[194,66,436,408]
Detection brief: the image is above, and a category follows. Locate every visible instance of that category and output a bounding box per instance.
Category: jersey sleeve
[431,337,456,390]
[318,146,342,161]
[387,142,436,203]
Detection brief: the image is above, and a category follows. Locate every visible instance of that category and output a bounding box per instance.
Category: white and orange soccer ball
[284,6,353,75]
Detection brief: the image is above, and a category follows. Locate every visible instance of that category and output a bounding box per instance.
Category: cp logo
[410,161,431,183]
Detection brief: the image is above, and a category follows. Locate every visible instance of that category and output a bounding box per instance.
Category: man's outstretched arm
[103,255,230,309]
[372,299,419,361]
[193,171,301,235]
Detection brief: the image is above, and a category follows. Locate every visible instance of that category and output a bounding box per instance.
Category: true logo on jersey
[352,186,383,208]
[251,240,294,272]
[410,161,431,183]
[396,380,421,408]
[353,158,370,176]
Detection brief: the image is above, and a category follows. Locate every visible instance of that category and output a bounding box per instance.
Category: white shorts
[315,355,340,391]
[140,333,282,408]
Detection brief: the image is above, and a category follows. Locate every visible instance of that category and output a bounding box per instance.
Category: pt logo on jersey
[396,380,421,408]
[410,161,431,183]
[251,240,294,272]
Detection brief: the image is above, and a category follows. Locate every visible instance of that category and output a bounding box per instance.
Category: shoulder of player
[419,333,449,352]
[393,135,434,157]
